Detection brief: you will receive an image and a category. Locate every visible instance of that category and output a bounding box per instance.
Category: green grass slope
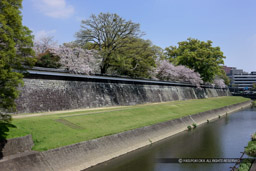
[7,96,249,151]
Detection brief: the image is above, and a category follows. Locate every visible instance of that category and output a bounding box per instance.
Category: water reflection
[85,108,256,171]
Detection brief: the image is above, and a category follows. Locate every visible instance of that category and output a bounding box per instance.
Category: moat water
[86,107,256,171]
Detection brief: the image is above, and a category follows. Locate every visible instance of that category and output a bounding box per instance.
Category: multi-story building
[223,66,256,89]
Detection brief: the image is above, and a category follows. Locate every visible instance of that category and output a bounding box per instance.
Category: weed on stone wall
[187,125,192,131]
[252,101,256,108]
[237,158,254,171]
[245,132,256,157]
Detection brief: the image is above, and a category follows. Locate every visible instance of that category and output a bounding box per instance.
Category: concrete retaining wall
[0,100,251,171]
[0,135,34,157]
[16,78,230,113]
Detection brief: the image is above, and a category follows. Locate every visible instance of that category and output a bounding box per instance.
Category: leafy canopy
[0,0,35,127]
[165,38,225,82]
[109,37,156,78]
[218,69,230,85]
[76,12,143,74]
[35,50,61,68]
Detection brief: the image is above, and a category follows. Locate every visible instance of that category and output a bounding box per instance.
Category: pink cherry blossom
[155,60,203,88]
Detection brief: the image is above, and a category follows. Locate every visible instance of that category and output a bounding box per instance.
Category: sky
[21,0,256,72]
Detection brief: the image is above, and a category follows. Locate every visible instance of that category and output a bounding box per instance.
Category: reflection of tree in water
[85,119,226,171]
[157,117,227,170]
[85,113,253,171]
[85,143,156,171]
[185,121,224,158]
[150,119,226,159]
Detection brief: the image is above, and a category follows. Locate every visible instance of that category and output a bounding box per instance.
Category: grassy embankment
[7,96,250,151]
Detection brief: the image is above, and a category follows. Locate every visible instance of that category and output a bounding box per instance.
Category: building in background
[223,66,256,90]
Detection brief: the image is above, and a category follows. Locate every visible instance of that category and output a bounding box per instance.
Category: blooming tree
[176,65,203,88]
[155,60,179,81]
[52,46,100,75]
[213,78,226,88]
[33,36,58,56]
[155,60,203,87]
[33,36,101,74]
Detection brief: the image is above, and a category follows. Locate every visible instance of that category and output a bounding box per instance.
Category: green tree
[76,13,143,74]
[109,38,156,78]
[152,45,166,61]
[217,69,230,85]
[0,0,35,140]
[35,50,61,68]
[252,83,256,90]
[165,38,225,82]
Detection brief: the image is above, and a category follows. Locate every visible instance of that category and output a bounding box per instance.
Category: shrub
[245,140,256,157]
[252,101,256,107]
[187,125,192,131]
[35,50,61,68]
[238,159,253,171]
[192,123,197,128]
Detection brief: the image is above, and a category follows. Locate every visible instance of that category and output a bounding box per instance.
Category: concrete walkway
[12,106,128,119]
[12,101,173,119]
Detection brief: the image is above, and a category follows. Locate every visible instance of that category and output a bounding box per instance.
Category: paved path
[12,106,127,119]
[12,101,173,119]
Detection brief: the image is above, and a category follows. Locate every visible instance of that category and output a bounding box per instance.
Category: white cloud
[32,0,74,19]
[34,29,57,41]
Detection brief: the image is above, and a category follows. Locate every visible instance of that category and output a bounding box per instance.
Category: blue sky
[22,0,256,72]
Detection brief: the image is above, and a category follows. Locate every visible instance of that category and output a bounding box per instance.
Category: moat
[86,107,256,171]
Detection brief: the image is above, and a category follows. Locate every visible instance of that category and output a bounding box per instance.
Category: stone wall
[16,77,230,113]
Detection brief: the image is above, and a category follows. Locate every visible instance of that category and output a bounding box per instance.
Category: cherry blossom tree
[52,46,100,75]
[155,60,179,81]
[176,65,203,88]
[213,78,226,88]
[33,35,58,56]
[155,60,203,88]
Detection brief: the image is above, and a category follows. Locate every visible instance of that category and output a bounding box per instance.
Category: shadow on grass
[0,121,16,159]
